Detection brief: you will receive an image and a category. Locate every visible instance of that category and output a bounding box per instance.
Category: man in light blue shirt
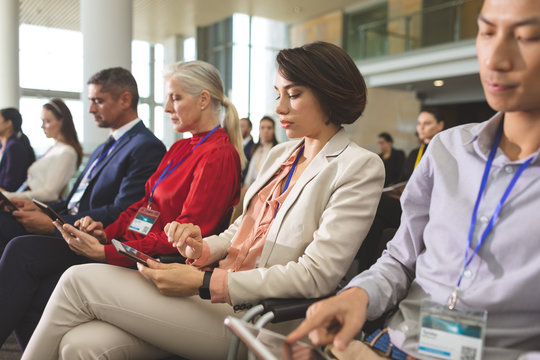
[288,0,540,359]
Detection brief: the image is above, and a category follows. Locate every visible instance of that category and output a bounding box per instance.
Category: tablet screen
[224,316,330,360]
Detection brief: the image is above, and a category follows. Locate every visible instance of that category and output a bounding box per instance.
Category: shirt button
[504,166,514,174]
[401,324,409,332]
[480,216,489,223]
[463,269,472,278]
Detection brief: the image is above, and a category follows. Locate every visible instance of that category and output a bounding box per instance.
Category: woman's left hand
[137,259,205,297]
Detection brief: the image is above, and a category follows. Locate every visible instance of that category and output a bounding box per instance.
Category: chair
[225,228,398,360]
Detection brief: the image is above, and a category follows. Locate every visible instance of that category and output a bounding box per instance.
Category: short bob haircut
[276,41,367,126]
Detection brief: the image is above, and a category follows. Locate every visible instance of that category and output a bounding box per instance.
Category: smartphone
[224,316,331,360]
[0,192,18,213]
[32,199,67,225]
[111,239,156,267]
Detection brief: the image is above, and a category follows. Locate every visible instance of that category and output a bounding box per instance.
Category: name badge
[128,207,160,235]
[418,300,487,360]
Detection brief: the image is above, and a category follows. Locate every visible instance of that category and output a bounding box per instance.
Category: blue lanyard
[148,125,220,207]
[458,123,533,288]
[87,132,127,179]
[273,146,304,218]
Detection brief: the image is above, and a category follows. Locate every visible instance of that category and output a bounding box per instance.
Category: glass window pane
[138,103,150,128]
[154,43,165,103]
[132,40,151,98]
[154,105,164,140]
[19,25,83,92]
[183,37,196,61]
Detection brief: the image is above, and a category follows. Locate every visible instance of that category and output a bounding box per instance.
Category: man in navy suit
[0,67,166,254]
[0,67,166,349]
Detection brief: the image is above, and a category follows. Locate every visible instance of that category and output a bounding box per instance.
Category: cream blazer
[202,129,385,306]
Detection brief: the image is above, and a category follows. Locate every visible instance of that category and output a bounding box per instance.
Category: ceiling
[19,0,364,42]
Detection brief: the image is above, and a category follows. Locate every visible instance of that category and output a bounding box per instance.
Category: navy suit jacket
[51,121,166,227]
[0,136,34,192]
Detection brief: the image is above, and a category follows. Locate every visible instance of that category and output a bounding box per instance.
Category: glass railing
[345,0,481,61]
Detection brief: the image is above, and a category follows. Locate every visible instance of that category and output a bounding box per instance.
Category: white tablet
[224,316,331,360]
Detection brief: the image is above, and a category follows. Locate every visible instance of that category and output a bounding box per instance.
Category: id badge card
[128,207,160,235]
[418,300,487,360]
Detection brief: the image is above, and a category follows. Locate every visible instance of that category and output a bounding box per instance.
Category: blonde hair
[164,60,246,169]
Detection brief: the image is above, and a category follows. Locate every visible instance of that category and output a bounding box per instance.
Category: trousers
[0,234,90,349]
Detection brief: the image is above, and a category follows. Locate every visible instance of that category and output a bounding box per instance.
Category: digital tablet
[0,192,18,212]
[32,199,66,225]
[224,316,331,360]
[111,239,156,267]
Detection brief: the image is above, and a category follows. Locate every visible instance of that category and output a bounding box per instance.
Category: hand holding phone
[0,192,18,213]
[32,199,67,225]
[112,239,156,267]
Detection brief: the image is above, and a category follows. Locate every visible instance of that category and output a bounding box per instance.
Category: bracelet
[199,270,212,300]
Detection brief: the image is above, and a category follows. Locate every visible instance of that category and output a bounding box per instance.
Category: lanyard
[448,123,534,310]
[273,146,304,218]
[148,125,220,207]
[414,144,425,169]
[87,132,127,179]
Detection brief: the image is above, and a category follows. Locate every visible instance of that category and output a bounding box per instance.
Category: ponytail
[221,96,246,169]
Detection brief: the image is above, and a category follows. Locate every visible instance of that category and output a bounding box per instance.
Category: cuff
[186,242,211,267]
[209,267,231,304]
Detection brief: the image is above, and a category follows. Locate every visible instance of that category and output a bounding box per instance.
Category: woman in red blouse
[54,61,245,266]
[24,42,385,360]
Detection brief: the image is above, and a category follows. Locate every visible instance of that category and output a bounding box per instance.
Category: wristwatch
[199,270,213,299]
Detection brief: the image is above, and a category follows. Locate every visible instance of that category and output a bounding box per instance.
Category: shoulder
[430,122,480,151]
[128,122,164,146]
[53,142,77,156]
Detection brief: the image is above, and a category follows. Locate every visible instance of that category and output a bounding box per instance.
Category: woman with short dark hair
[23,42,384,360]
[0,108,35,192]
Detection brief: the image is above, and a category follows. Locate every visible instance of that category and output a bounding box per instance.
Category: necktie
[99,135,116,158]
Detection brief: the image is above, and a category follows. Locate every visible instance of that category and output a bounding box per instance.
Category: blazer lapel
[89,122,142,181]
[258,129,351,266]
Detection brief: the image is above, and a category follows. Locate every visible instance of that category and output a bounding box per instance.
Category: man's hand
[53,222,106,261]
[164,222,203,259]
[12,210,55,234]
[75,216,107,244]
[286,287,370,351]
[10,198,39,211]
[137,259,204,297]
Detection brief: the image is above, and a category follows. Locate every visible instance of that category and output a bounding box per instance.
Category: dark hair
[240,117,252,129]
[87,67,139,110]
[0,107,35,163]
[43,98,83,167]
[276,41,367,126]
[378,132,393,143]
[252,116,278,156]
[420,108,444,124]
[0,108,23,132]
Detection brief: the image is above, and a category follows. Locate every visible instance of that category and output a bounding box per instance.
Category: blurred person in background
[0,108,35,192]
[3,98,82,202]
[243,115,279,188]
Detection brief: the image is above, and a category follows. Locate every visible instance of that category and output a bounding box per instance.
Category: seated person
[401,109,444,182]
[287,1,540,359]
[0,67,171,348]
[0,108,35,192]
[377,132,405,187]
[3,98,82,202]
[22,41,385,360]
[243,115,279,188]
[0,67,166,254]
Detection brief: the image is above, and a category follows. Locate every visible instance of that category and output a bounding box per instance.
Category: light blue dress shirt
[346,112,540,359]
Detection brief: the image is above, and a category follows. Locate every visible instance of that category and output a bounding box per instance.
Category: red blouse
[103,128,241,266]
